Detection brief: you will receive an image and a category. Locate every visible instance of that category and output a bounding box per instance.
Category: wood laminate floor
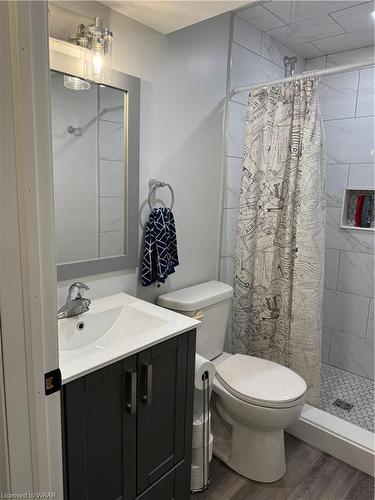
[192,434,374,500]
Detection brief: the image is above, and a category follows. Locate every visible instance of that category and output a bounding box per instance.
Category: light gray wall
[218,14,306,350]
[50,1,231,306]
[307,47,375,380]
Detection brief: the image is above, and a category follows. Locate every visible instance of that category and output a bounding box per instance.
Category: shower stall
[219,10,374,473]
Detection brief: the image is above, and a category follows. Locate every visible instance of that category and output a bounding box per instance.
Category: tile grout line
[335,249,342,290]
[327,324,372,343]
[323,114,375,123]
[364,298,372,340]
[354,68,361,117]
[324,283,374,300]
[231,40,290,72]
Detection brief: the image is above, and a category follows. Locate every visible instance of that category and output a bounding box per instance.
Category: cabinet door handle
[126,370,137,415]
[141,363,153,405]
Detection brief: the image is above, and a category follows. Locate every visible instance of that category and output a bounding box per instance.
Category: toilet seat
[215,354,307,409]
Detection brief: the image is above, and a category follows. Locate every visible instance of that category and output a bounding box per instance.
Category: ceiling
[237,1,375,58]
[99,1,252,34]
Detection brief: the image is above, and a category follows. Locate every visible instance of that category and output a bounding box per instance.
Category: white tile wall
[325,46,374,67]
[289,42,324,59]
[317,54,375,378]
[230,43,283,105]
[264,1,365,25]
[324,248,340,289]
[357,68,375,117]
[233,15,262,54]
[313,30,374,55]
[338,251,374,298]
[227,101,247,157]
[367,301,374,341]
[323,289,370,338]
[261,33,305,72]
[267,15,344,47]
[100,160,124,197]
[305,56,326,71]
[326,207,374,254]
[325,164,349,207]
[322,327,332,363]
[330,2,375,32]
[319,72,359,120]
[100,198,124,233]
[348,164,375,188]
[99,231,125,257]
[99,85,125,123]
[329,331,374,379]
[238,5,285,32]
[99,121,125,161]
[324,116,375,164]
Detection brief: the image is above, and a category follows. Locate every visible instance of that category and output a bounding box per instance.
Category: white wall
[219,14,306,350]
[50,1,231,306]
[307,46,375,380]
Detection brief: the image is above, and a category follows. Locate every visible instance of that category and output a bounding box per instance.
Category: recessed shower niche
[340,188,374,231]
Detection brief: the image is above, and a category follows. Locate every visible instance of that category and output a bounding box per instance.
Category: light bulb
[91,43,104,81]
[63,75,91,91]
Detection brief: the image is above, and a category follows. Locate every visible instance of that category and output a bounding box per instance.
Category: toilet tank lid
[157,281,233,311]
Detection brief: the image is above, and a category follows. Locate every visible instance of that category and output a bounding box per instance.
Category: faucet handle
[68,282,90,300]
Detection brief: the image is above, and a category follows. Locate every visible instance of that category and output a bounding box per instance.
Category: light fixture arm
[69,16,113,54]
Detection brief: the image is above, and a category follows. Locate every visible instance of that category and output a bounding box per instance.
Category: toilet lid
[215,354,307,408]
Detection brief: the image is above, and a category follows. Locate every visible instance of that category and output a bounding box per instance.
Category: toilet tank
[158,281,233,360]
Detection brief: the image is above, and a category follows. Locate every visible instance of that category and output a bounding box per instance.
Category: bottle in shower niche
[360,194,373,228]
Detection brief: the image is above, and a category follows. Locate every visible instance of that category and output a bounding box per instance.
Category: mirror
[49,68,140,281]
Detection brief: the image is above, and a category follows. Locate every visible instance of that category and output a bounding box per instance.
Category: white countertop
[59,292,200,384]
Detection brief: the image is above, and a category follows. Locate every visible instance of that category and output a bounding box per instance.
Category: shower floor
[320,363,374,433]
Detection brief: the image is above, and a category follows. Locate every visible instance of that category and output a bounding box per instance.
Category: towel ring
[148,181,175,210]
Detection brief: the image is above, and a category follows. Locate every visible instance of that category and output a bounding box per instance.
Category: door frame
[0,1,63,496]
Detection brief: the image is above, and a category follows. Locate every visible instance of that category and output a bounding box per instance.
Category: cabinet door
[136,332,195,495]
[62,356,137,500]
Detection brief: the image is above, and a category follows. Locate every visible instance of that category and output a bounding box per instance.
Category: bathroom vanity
[59,293,199,500]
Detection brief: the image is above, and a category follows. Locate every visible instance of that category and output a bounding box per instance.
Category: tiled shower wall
[219,14,305,350]
[219,30,375,374]
[308,47,375,380]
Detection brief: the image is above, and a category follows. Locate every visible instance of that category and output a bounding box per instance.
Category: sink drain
[77,321,85,331]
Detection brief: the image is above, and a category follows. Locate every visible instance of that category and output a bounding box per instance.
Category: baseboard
[287,403,374,476]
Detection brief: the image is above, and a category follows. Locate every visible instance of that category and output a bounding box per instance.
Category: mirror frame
[49,38,140,281]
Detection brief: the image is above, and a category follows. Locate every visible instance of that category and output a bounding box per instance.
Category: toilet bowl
[158,281,307,483]
[211,353,306,482]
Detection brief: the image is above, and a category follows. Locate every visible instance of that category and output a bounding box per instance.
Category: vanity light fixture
[63,75,91,91]
[68,15,113,82]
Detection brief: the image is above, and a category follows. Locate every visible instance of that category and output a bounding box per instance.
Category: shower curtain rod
[231,59,374,96]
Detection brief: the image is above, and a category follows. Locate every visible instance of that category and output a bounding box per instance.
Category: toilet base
[212,402,286,483]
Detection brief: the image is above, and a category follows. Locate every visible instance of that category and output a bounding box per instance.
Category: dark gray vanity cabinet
[61,330,196,500]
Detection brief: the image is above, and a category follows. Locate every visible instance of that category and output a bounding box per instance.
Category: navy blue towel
[141,208,179,287]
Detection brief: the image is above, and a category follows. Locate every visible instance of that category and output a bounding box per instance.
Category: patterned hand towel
[141,208,179,287]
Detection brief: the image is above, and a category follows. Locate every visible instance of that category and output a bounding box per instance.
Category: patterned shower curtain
[232,78,325,406]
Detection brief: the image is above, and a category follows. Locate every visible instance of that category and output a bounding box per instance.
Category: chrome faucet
[57,282,91,319]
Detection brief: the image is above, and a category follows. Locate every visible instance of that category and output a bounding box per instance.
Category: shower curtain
[232,78,325,405]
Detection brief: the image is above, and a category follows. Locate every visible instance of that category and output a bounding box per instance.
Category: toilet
[158,280,307,483]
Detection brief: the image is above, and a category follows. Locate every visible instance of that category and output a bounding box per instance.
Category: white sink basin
[59,304,167,352]
[58,292,200,383]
